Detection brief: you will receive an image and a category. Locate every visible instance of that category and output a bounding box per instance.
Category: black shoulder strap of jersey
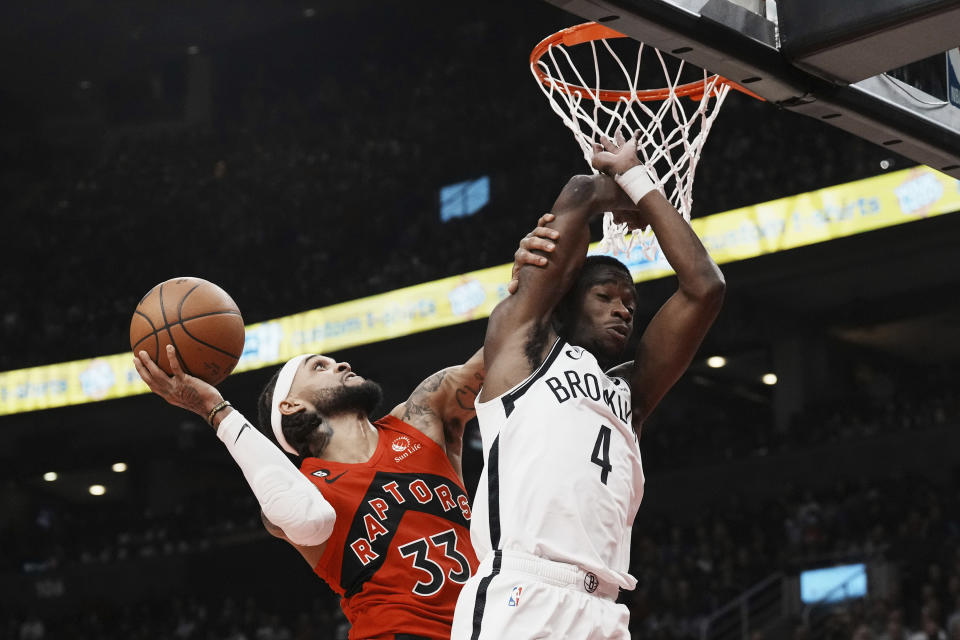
[501,338,564,418]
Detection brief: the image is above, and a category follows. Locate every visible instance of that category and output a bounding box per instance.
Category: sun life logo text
[393,436,422,463]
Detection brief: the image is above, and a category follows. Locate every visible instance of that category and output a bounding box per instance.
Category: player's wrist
[613,157,643,177]
[207,400,233,428]
[615,164,660,204]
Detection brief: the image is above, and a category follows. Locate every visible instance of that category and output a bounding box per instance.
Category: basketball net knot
[598,213,657,260]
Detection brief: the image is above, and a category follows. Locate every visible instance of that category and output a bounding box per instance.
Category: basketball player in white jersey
[451,132,725,639]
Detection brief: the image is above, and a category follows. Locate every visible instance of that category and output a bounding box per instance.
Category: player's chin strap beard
[271,354,311,456]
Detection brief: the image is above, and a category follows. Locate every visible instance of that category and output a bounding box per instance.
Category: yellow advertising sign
[1,166,958,416]
[0,267,516,416]
[606,166,960,280]
[233,268,514,372]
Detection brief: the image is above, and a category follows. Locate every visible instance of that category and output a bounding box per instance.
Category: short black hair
[257,368,323,459]
[553,255,633,341]
[580,255,631,282]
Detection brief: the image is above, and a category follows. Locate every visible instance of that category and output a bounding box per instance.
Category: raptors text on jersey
[301,415,478,640]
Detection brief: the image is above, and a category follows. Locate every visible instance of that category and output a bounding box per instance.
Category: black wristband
[206,400,231,425]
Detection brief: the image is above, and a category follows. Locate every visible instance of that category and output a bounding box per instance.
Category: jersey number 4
[398,529,472,596]
[591,425,613,485]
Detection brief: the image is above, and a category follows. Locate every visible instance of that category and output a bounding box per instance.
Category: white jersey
[471,338,644,591]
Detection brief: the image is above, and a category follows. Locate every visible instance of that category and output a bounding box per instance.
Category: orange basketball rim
[530,22,763,103]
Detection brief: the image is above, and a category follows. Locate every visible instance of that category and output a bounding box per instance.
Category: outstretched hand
[508,212,560,295]
[133,345,223,420]
[591,130,643,176]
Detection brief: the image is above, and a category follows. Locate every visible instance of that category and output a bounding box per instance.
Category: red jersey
[300,415,478,640]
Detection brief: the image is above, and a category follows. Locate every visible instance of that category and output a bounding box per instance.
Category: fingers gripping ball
[130,277,245,385]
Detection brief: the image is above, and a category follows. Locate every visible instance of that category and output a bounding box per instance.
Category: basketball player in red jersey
[132,219,562,640]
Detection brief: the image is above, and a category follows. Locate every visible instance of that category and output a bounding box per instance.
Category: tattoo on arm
[181,385,204,412]
[420,371,445,393]
[400,398,435,421]
[454,372,482,411]
[401,371,445,423]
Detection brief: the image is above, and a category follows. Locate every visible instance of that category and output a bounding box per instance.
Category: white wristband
[615,165,660,204]
[217,410,335,546]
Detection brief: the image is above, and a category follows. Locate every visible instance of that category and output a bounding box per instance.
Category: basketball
[130,277,245,386]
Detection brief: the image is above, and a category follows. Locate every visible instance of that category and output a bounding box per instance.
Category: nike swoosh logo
[323,471,348,484]
[234,422,251,444]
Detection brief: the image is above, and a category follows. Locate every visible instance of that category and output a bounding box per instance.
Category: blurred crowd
[4,469,958,639]
[629,472,960,639]
[641,361,960,473]
[5,361,959,640]
[1,491,262,575]
[4,595,348,640]
[1,5,896,372]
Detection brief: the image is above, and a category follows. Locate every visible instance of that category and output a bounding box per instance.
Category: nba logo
[507,585,523,607]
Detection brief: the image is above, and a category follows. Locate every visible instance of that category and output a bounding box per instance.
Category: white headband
[270,354,311,455]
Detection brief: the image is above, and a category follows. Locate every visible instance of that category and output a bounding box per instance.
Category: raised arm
[592,134,725,435]
[388,215,566,478]
[481,174,636,400]
[133,345,335,568]
[389,348,484,480]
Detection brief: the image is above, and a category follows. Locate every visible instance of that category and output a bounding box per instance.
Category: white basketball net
[532,29,730,259]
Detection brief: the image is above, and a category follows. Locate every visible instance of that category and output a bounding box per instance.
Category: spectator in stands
[17,612,44,640]
[947,595,960,638]
[854,624,877,640]
[908,613,947,640]
[880,617,910,640]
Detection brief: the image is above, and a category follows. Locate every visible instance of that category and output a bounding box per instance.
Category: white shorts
[450,550,631,640]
